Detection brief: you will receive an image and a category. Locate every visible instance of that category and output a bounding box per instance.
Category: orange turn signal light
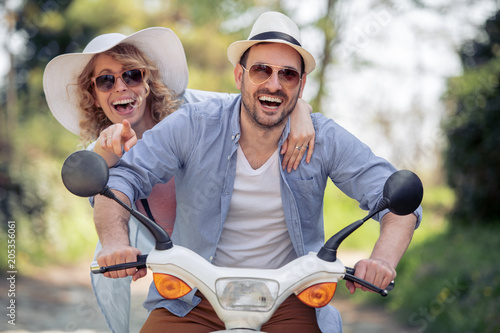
[153,273,192,299]
[297,282,337,308]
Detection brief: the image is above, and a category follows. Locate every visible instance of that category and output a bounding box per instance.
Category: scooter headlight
[216,278,279,312]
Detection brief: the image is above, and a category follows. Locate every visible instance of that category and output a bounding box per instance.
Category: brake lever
[344,267,395,296]
[91,254,148,274]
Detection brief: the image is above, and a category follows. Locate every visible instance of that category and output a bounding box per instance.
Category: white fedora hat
[227,11,316,74]
[43,27,188,135]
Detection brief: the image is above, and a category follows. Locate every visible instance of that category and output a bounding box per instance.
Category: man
[94,11,421,332]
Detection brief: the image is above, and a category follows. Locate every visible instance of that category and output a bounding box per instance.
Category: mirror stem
[317,204,385,262]
[317,219,364,262]
[100,187,173,250]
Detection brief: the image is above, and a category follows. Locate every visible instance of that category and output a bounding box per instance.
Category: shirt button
[209,256,214,261]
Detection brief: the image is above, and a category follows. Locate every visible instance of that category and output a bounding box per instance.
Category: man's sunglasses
[241,64,302,90]
[91,69,144,92]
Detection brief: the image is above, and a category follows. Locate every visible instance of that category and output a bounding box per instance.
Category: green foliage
[405,11,500,331]
[414,185,454,241]
[182,24,239,93]
[325,182,453,307]
[0,115,97,270]
[385,224,500,333]
[323,180,452,251]
[323,180,379,251]
[443,11,500,226]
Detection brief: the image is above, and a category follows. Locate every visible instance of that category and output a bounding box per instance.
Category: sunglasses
[91,69,144,92]
[241,64,302,90]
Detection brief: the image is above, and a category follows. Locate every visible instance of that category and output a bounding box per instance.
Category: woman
[43,27,315,332]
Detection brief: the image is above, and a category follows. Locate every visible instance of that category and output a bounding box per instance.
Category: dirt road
[1,259,417,333]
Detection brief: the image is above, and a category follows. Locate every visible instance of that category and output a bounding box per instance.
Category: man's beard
[240,79,300,130]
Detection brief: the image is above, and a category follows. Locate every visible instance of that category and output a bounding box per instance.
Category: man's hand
[94,191,143,280]
[346,212,417,294]
[345,258,396,294]
[96,244,147,281]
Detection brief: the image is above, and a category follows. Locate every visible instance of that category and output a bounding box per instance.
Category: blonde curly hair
[76,43,181,144]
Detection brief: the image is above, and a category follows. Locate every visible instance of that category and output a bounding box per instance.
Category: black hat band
[250,31,301,47]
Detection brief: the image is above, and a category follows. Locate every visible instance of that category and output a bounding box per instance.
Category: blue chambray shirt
[107,94,422,332]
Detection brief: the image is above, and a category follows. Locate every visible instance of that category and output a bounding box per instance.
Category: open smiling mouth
[113,98,137,113]
[259,96,283,109]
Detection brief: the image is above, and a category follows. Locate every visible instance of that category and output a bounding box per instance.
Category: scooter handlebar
[91,254,148,274]
[344,266,395,296]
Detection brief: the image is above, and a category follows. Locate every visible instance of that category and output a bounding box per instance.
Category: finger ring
[304,144,309,148]
[296,146,301,150]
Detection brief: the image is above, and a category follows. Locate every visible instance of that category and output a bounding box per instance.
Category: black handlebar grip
[91,254,148,274]
[344,266,395,296]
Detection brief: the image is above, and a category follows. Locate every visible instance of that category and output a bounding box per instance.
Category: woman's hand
[281,98,315,172]
[95,120,137,167]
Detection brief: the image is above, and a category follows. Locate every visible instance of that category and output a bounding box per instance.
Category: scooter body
[147,246,344,331]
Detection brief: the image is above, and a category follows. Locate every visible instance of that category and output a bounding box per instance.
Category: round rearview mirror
[383,170,423,216]
[61,150,109,197]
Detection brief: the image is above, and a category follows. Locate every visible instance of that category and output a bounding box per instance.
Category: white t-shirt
[212,146,297,269]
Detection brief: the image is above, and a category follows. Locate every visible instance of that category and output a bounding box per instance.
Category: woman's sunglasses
[91,69,144,92]
[241,64,302,90]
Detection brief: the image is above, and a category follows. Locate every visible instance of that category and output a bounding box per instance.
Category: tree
[444,10,500,225]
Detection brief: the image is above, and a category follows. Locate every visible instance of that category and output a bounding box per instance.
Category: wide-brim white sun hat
[227,11,316,75]
[43,27,188,135]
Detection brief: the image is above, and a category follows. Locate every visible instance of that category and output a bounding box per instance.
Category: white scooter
[61,150,423,333]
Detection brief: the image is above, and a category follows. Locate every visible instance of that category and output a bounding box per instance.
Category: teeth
[259,96,282,103]
[113,98,135,106]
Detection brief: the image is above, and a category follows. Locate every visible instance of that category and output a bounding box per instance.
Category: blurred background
[1,0,499,332]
